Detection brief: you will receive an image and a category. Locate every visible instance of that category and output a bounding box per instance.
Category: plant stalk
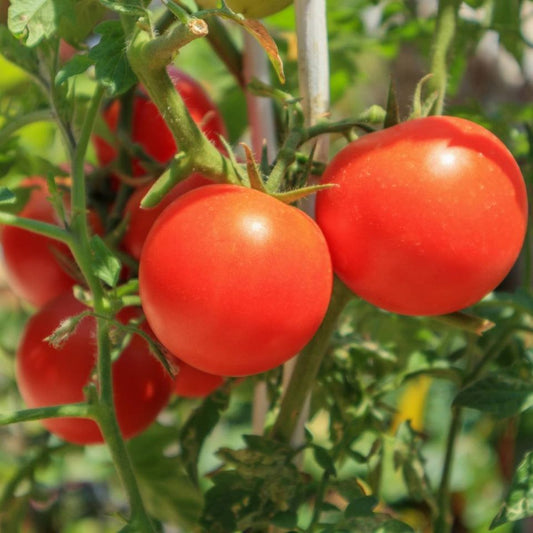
[434,406,462,533]
[429,0,461,115]
[270,278,352,443]
[67,84,156,532]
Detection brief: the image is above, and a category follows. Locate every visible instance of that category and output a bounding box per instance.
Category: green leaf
[374,520,416,532]
[89,235,121,287]
[203,436,304,530]
[8,0,56,46]
[127,424,203,530]
[313,445,337,476]
[56,0,106,45]
[490,451,533,529]
[0,188,16,205]
[180,386,231,484]
[345,496,378,518]
[98,0,148,16]
[491,0,523,63]
[88,20,137,96]
[393,422,437,513]
[55,54,93,85]
[384,79,400,128]
[0,25,40,73]
[453,375,533,418]
[271,510,298,528]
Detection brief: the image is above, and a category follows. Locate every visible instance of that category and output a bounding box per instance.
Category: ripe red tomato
[315,116,528,316]
[2,179,76,307]
[139,184,333,377]
[93,66,227,176]
[172,357,224,398]
[123,173,211,260]
[15,292,173,445]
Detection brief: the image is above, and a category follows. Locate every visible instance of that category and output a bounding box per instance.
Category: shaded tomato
[15,292,173,445]
[172,357,224,398]
[2,179,76,307]
[139,184,333,377]
[315,116,528,316]
[93,66,227,176]
[123,173,211,260]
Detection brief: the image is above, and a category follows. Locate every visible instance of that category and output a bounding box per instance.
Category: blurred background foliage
[0,0,532,531]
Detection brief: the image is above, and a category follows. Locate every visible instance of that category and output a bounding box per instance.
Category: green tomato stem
[434,406,462,533]
[270,278,353,443]
[126,19,241,185]
[0,403,93,426]
[0,212,72,244]
[429,0,461,115]
[66,84,156,532]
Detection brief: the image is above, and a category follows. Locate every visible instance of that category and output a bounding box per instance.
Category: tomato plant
[122,173,211,260]
[15,291,173,444]
[93,66,227,176]
[316,116,528,316]
[2,1,533,532]
[139,183,333,376]
[2,179,80,307]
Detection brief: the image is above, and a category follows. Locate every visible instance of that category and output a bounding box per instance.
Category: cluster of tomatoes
[4,66,528,446]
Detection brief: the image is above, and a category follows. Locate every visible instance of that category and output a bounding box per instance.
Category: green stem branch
[0,212,71,244]
[67,84,156,532]
[0,403,93,426]
[270,278,353,443]
[429,0,461,115]
[434,406,462,533]
[126,20,241,186]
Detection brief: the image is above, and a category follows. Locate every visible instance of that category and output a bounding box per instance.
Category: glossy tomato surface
[316,116,528,316]
[16,292,173,444]
[93,67,227,176]
[173,357,224,398]
[123,174,211,260]
[2,180,75,307]
[139,184,333,376]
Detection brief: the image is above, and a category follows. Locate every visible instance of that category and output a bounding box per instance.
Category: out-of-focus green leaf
[88,21,137,96]
[88,235,121,288]
[0,25,40,74]
[454,374,533,418]
[128,424,203,530]
[8,0,56,46]
[180,385,231,485]
[490,451,533,529]
[55,55,93,86]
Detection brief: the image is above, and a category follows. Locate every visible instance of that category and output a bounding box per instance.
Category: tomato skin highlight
[123,174,211,260]
[316,116,528,316]
[15,292,173,445]
[139,184,333,377]
[93,67,227,176]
